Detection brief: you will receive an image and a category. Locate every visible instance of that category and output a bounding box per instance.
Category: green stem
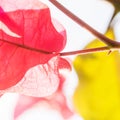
[49,0,120,47]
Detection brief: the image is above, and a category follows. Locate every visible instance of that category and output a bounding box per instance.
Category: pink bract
[0,0,68,90]
[14,70,73,119]
[0,0,66,52]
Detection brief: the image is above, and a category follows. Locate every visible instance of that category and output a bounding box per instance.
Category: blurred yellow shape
[73,28,120,120]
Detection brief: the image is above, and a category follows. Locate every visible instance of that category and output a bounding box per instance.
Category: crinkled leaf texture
[0,56,71,97]
[0,0,73,119]
[0,0,66,52]
[14,75,73,119]
[0,0,69,96]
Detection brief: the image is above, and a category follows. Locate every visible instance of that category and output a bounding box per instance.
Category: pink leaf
[0,0,66,52]
[0,56,71,97]
[0,43,55,89]
[14,92,73,119]
[0,0,67,89]
[14,69,73,119]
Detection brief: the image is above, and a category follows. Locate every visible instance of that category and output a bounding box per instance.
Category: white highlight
[0,21,21,38]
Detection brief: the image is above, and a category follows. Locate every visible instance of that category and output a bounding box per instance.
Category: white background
[0,0,118,120]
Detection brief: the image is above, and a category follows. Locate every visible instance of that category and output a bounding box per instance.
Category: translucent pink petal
[0,0,66,52]
[0,0,67,89]
[0,42,55,89]
[0,1,72,118]
[0,56,71,96]
[14,72,73,119]
[14,92,73,119]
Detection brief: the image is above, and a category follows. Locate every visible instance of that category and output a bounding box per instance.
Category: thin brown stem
[60,46,113,56]
[1,38,119,56]
[49,0,120,47]
[0,39,51,54]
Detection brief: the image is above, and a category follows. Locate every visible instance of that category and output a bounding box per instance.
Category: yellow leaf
[73,29,120,120]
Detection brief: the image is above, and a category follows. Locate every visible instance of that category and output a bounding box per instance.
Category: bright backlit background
[0,0,117,120]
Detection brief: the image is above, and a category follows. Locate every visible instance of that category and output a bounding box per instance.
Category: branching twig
[2,1,119,57]
[49,0,120,47]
